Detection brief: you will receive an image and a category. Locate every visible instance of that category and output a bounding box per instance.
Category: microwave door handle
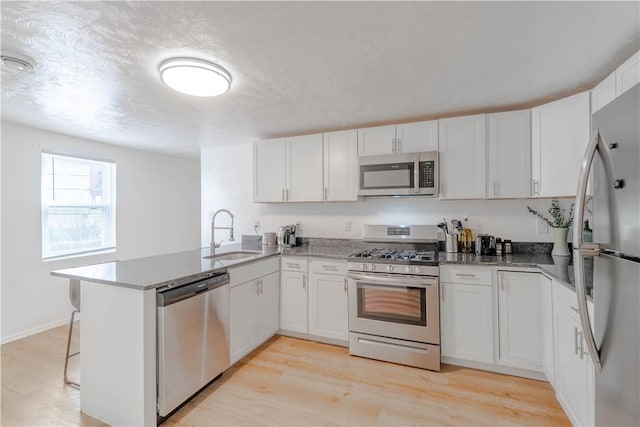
[413,160,420,193]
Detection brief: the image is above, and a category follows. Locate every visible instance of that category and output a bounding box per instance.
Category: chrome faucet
[211,209,235,251]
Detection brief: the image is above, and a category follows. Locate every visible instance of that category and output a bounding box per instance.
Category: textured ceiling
[1,1,639,158]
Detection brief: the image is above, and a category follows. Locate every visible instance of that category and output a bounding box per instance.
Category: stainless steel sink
[203,250,261,261]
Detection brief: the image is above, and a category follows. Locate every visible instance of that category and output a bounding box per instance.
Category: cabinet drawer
[229,256,279,287]
[309,258,347,275]
[281,256,308,272]
[440,265,491,285]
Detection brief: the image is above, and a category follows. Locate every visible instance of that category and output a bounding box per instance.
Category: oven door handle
[348,273,435,288]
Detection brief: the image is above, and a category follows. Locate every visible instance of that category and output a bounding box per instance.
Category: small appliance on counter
[475,234,496,256]
[277,224,298,247]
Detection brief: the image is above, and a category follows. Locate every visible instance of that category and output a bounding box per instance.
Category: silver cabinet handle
[570,306,579,314]
[574,327,579,355]
[322,265,338,271]
[573,129,607,372]
[256,280,261,294]
[344,277,347,293]
[324,187,327,201]
[259,279,263,294]
[302,274,306,289]
[287,263,300,268]
[455,273,476,277]
[578,330,585,359]
[282,189,285,202]
[532,179,540,196]
[396,138,401,153]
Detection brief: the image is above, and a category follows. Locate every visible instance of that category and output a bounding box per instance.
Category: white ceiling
[1,1,639,158]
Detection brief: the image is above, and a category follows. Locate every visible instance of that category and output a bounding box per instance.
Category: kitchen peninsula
[52,239,588,426]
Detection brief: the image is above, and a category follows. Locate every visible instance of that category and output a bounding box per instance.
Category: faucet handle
[214,240,224,248]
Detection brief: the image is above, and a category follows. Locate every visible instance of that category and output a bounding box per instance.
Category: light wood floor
[2,323,570,426]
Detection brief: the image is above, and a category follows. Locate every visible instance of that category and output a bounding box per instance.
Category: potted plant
[527,198,575,256]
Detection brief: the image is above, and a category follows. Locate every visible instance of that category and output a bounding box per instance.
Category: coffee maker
[277,225,298,247]
[475,234,496,256]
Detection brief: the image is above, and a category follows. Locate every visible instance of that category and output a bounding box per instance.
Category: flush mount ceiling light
[159,58,231,97]
[1,53,35,75]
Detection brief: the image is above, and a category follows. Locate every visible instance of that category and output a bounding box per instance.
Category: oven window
[357,284,426,326]
[360,163,414,189]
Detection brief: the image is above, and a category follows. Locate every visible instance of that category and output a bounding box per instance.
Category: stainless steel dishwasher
[157,272,230,417]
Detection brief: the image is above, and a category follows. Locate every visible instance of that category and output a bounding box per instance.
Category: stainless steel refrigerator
[573,83,639,426]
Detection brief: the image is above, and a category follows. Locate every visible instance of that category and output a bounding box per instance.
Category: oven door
[348,272,439,344]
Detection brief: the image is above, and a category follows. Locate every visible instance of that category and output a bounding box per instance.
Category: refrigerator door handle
[573,129,606,372]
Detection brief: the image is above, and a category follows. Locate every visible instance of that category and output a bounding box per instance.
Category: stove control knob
[387,265,394,272]
[414,266,421,274]
[362,264,367,270]
[370,264,376,271]
[405,266,412,274]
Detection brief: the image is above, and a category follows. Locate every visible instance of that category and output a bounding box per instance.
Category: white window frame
[41,151,116,260]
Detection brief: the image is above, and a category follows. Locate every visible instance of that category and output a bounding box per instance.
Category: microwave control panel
[419,161,435,188]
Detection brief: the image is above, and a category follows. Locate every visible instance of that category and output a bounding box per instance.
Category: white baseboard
[1,314,81,345]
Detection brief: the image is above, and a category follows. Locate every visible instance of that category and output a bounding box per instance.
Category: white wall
[1,122,201,343]
[201,143,576,246]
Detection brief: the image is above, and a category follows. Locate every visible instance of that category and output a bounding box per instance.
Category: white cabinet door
[616,50,639,96]
[357,125,396,156]
[286,134,323,202]
[230,280,259,365]
[553,281,595,427]
[440,282,493,363]
[258,271,280,343]
[280,270,308,333]
[439,114,487,199]
[254,138,286,202]
[396,120,439,153]
[487,110,531,199]
[592,73,617,113]
[323,129,358,201]
[308,272,348,341]
[531,91,590,198]
[540,274,555,385]
[497,271,544,371]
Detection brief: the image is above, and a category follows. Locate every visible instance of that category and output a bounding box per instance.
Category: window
[41,152,116,260]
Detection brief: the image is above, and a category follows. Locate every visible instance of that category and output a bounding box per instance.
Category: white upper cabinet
[286,134,324,202]
[592,50,639,113]
[253,138,286,202]
[439,114,487,199]
[616,50,640,96]
[396,120,439,153]
[531,91,591,198]
[254,134,323,203]
[323,130,358,201]
[591,73,617,113]
[487,110,531,199]
[357,124,396,156]
[358,120,439,156]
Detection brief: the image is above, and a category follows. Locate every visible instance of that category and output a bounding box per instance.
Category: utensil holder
[445,234,459,253]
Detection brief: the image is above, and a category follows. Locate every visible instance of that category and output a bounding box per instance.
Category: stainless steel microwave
[358,151,438,197]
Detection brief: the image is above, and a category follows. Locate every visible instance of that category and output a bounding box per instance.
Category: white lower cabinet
[308,259,348,341]
[440,265,494,363]
[280,257,309,333]
[553,280,595,427]
[229,258,280,365]
[540,274,555,385]
[496,271,544,371]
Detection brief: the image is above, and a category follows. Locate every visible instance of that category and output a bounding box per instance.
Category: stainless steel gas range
[347,224,440,371]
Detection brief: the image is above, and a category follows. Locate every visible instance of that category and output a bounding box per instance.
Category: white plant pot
[551,227,570,256]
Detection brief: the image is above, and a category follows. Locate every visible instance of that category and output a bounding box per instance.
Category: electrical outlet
[536,218,549,234]
[344,220,352,232]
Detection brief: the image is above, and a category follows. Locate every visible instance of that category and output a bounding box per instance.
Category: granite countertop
[52,238,592,296]
[51,244,280,291]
